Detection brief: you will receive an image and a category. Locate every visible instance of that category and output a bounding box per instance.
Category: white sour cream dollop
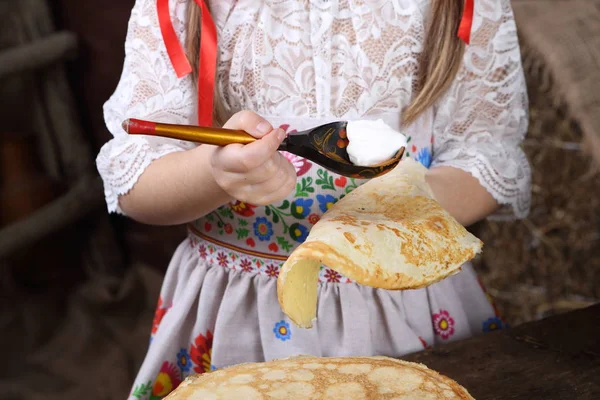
[345,119,407,166]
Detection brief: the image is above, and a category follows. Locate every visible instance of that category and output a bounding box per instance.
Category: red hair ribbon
[157,0,217,127]
[457,0,474,45]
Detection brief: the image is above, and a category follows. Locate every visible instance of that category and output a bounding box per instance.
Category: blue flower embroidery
[482,317,504,333]
[253,217,274,241]
[176,348,192,373]
[289,223,309,243]
[316,194,337,213]
[274,320,291,341]
[210,365,217,371]
[291,198,313,218]
[415,148,432,168]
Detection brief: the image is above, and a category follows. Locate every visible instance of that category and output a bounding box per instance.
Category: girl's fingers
[222,110,273,138]
[213,128,286,173]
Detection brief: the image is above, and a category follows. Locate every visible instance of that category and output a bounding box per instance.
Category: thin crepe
[277,158,483,328]
[165,356,475,400]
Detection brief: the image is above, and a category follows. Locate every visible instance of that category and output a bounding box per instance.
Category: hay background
[471,63,600,326]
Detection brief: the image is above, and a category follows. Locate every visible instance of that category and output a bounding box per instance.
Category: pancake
[277,158,483,328]
[165,355,475,399]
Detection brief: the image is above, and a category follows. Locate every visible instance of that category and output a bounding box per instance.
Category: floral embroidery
[190,330,214,374]
[151,297,168,336]
[151,362,181,399]
[432,310,455,340]
[415,148,432,168]
[282,151,312,176]
[289,223,309,243]
[324,269,342,283]
[291,198,313,218]
[274,320,291,341]
[482,317,504,333]
[253,217,274,241]
[131,380,153,399]
[316,194,337,212]
[189,236,356,283]
[230,201,256,217]
[216,252,228,267]
[198,244,207,259]
[265,264,280,277]
[240,259,253,272]
[308,213,320,224]
[184,126,433,285]
[176,348,192,373]
[418,336,433,350]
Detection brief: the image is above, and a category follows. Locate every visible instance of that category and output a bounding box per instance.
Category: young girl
[97,0,530,398]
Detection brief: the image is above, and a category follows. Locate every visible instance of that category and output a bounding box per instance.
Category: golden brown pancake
[165,355,475,399]
[277,158,483,328]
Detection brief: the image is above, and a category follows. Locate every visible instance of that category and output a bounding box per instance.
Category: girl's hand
[210,111,297,206]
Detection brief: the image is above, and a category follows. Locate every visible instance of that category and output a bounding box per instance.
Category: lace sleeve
[96,0,197,214]
[431,0,531,220]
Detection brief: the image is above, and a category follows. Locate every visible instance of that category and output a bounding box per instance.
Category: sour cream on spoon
[345,119,408,166]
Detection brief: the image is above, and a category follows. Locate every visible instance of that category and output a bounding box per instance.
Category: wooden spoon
[122,118,404,179]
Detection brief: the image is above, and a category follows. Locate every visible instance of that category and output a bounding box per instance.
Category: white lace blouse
[96,0,531,219]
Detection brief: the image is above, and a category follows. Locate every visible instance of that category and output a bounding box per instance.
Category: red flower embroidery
[198,244,207,259]
[216,252,228,267]
[268,243,279,252]
[152,361,182,398]
[224,223,233,234]
[334,176,347,187]
[281,151,312,176]
[411,144,417,153]
[432,310,455,340]
[246,238,256,247]
[230,201,256,217]
[308,214,320,224]
[190,330,214,374]
[418,336,433,349]
[152,297,168,335]
[324,268,341,283]
[240,259,253,272]
[265,264,279,277]
[204,222,212,232]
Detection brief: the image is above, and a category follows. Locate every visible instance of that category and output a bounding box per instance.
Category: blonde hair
[185,0,464,126]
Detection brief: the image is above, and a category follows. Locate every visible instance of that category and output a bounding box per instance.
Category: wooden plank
[402,304,600,399]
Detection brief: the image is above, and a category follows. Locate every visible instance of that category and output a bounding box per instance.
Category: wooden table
[402,304,600,399]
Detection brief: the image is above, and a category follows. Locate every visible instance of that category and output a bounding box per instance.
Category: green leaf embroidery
[265,206,290,234]
[132,381,152,398]
[238,218,248,226]
[345,178,358,194]
[219,207,234,219]
[315,169,335,191]
[277,236,293,252]
[295,177,315,197]
[277,200,290,210]
[218,230,224,235]
[206,214,215,222]
[407,136,412,142]
[236,228,249,240]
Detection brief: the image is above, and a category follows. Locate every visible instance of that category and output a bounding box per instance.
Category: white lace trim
[96,137,186,214]
[96,0,531,219]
